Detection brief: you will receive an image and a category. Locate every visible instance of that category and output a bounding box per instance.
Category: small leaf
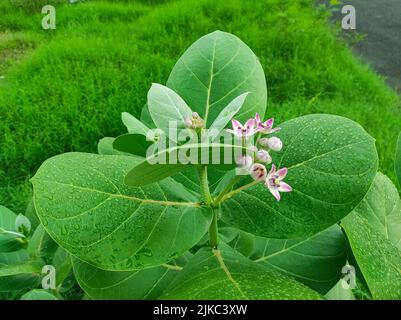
[32,152,212,271]
[396,132,401,187]
[341,173,401,299]
[113,134,153,157]
[148,83,193,140]
[0,250,43,292]
[52,247,72,286]
[27,224,57,259]
[325,280,356,300]
[161,243,321,299]
[140,104,155,128]
[205,92,249,139]
[15,214,31,236]
[21,289,59,300]
[121,112,151,136]
[97,137,121,155]
[0,206,26,253]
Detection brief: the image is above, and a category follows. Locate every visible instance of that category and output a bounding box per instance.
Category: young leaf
[325,280,356,300]
[221,114,378,239]
[140,104,155,128]
[341,173,401,299]
[161,243,321,299]
[27,224,57,259]
[0,206,26,253]
[52,247,72,286]
[0,250,43,292]
[121,112,151,136]
[167,31,267,126]
[147,83,193,140]
[396,132,401,187]
[205,92,249,139]
[21,289,59,300]
[113,134,153,157]
[97,137,121,155]
[31,152,213,271]
[72,256,183,300]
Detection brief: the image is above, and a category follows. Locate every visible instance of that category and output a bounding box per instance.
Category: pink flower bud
[250,163,267,181]
[256,149,272,163]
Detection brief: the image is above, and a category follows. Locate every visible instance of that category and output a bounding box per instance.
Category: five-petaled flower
[227,118,257,137]
[255,113,281,134]
[265,164,292,201]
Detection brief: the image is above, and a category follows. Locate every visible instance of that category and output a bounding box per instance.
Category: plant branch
[213,175,242,206]
[220,180,259,202]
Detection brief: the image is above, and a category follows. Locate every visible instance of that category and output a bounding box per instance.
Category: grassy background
[0,0,400,213]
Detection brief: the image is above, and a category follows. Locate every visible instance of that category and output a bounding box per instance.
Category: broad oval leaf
[31,152,212,271]
[148,83,192,140]
[247,225,347,294]
[167,30,267,126]
[396,132,401,187]
[72,256,187,299]
[21,289,59,300]
[341,173,401,299]
[97,137,120,155]
[161,243,321,300]
[221,114,378,238]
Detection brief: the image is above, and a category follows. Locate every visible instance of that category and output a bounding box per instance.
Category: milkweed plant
[1,31,401,300]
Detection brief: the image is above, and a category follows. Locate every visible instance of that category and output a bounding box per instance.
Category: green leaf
[31,152,213,271]
[325,280,356,300]
[247,225,347,294]
[148,83,193,140]
[121,112,151,136]
[52,247,72,286]
[140,104,155,128]
[21,289,59,300]
[97,137,121,155]
[167,30,267,126]
[72,257,180,300]
[161,243,321,299]
[350,173,401,249]
[341,173,401,299]
[0,205,26,253]
[124,142,252,187]
[396,132,401,187]
[113,134,153,157]
[0,250,43,292]
[221,114,378,238]
[25,198,40,231]
[205,92,249,139]
[27,224,57,259]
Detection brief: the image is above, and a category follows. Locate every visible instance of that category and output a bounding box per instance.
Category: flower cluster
[228,113,292,201]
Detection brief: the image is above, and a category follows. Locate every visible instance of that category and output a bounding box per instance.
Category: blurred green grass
[0,0,400,213]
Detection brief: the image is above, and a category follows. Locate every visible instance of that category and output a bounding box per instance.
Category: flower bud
[258,137,283,152]
[256,149,272,163]
[15,214,31,236]
[250,163,267,181]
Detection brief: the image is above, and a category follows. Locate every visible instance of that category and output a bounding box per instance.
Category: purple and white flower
[265,164,292,201]
[227,118,257,137]
[255,113,281,134]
